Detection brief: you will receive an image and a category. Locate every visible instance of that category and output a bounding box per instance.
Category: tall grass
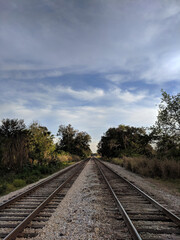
[57,152,81,163]
[110,156,180,179]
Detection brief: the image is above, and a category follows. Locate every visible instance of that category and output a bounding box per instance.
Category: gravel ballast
[1,159,179,239]
[33,160,131,240]
[103,161,180,213]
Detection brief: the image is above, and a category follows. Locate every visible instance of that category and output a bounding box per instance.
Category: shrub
[6,183,16,192]
[31,169,41,176]
[13,179,26,187]
[0,184,6,194]
[111,158,123,165]
[56,153,81,162]
[26,175,39,184]
[71,155,81,162]
[57,154,71,162]
[38,165,50,174]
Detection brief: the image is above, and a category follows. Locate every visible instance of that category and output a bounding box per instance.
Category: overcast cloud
[0,0,180,151]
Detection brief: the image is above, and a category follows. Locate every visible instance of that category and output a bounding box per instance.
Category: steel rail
[94,159,142,240]
[0,161,82,211]
[98,159,180,226]
[3,161,85,240]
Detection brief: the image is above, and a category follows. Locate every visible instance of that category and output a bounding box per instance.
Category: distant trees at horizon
[56,124,91,157]
[0,90,179,173]
[98,90,180,160]
[0,120,92,172]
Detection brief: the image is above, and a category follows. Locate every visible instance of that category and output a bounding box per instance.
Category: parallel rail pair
[1,158,180,240]
[95,159,180,240]
[0,160,86,240]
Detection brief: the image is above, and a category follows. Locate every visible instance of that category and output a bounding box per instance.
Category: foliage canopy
[151,90,180,158]
[57,124,91,157]
[98,125,152,158]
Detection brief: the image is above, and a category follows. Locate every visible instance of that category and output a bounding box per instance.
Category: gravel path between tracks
[33,159,131,240]
[103,161,180,213]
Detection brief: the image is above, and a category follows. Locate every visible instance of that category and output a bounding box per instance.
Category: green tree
[157,90,179,137]
[74,131,91,157]
[57,124,91,157]
[57,124,76,153]
[0,119,29,170]
[151,90,180,158]
[29,122,55,165]
[98,125,152,158]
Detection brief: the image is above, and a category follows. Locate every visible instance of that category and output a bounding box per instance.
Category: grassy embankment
[105,156,180,193]
[0,153,81,197]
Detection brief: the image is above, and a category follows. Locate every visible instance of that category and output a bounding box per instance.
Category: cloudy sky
[0,0,180,152]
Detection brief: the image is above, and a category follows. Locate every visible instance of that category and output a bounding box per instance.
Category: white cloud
[56,86,105,101]
[144,1,180,21]
[90,140,99,153]
[105,74,131,84]
[39,84,147,104]
[39,84,105,101]
[0,69,62,80]
[108,87,147,103]
[0,0,180,85]
[0,86,159,153]
[118,91,146,103]
[141,54,180,83]
[0,102,52,121]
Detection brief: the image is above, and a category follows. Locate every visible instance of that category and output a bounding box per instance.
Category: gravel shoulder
[33,159,131,240]
[103,161,180,213]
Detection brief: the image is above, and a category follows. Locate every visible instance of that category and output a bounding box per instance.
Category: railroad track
[0,160,87,240]
[95,158,180,240]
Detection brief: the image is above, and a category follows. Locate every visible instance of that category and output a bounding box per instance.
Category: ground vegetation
[0,120,91,196]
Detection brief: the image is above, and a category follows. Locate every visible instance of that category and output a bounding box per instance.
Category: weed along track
[95,158,180,240]
[0,160,87,240]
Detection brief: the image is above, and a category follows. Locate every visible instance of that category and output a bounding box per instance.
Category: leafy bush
[56,152,81,163]
[0,184,6,194]
[58,154,72,162]
[31,169,41,176]
[0,153,75,196]
[26,175,39,184]
[71,154,81,162]
[13,179,26,187]
[6,183,16,192]
[111,158,123,165]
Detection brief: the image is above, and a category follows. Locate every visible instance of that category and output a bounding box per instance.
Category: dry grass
[57,153,81,163]
[111,156,180,179]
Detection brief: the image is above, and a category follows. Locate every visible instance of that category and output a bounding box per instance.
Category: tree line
[0,121,91,172]
[98,90,180,160]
